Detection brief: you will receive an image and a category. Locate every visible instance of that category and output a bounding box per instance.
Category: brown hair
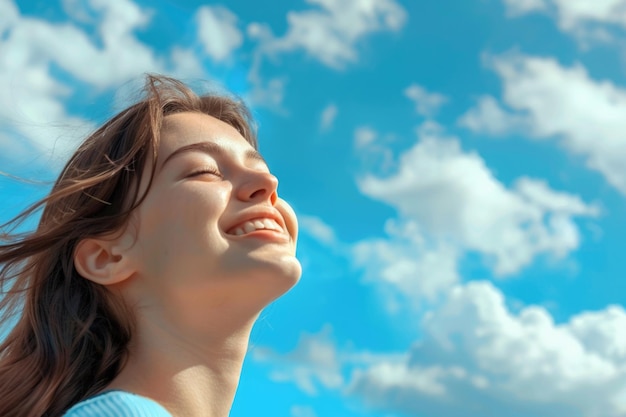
[0,75,257,417]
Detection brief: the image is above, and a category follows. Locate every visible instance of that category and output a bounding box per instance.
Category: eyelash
[187,168,223,179]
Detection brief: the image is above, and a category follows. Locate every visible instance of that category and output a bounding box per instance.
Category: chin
[218,250,302,307]
[280,257,302,290]
[252,255,302,305]
[269,254,302,292]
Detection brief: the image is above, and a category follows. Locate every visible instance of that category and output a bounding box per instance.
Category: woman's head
[0,74,300,416]
[74,102,301,339]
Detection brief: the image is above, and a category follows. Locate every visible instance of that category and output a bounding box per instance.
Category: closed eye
[187,168,223,179]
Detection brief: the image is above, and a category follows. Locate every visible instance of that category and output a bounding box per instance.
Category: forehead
[159,111,252,158]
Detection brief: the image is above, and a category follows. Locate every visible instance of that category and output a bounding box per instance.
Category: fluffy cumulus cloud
[247,0,407,69]
[17,0,159,88]
[353,219,460,311]
[0,0,220,161]
[503,0,626,42]
[349,281,626,417]
[255,283,626,416]
[460,52,626,195]
[404,83,448,117]
[342,67,611,415]
[0,0,166,160]
[196,5,243,62]
[357,121,599,278]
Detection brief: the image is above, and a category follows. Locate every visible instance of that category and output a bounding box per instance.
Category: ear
[74,235,136,286]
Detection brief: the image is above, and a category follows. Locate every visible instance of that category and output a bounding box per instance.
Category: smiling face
[119,111,301,329]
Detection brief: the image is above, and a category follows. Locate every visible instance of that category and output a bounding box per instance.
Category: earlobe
[74,237,134,285]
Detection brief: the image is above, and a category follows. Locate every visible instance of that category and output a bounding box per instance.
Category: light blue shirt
[63,390,172,417]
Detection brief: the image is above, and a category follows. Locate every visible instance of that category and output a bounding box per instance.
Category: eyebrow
[161,141,267,170]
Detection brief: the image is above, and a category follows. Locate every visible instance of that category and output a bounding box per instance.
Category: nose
[236,169,279,205]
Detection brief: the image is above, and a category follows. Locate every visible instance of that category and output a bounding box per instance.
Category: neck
[107,316,256,417]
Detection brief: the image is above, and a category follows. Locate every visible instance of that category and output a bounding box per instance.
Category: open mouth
[226,217,285,236]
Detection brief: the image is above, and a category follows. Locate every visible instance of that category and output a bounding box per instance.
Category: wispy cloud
[196,5,243,62]
[404,84,448,117]
[253,325,344,396]
[459,95,527,135]
[502,0,548,16]
[300,215,337,245]
[353,126,378,148]
[247,0,407,69]
[290,405,318,417]
[319,103,338,131]
[502,0,626,43]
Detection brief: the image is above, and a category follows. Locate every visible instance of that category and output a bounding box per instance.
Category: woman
[0,75,302,416]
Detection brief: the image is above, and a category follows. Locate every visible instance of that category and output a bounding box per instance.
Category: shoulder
[63,390,172,417]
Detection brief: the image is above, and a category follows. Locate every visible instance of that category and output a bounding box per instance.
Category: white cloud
[252,325,344,395]
[404,84,448,117]
[27,0,160,88]
[254,284,626,417]
[350,361,486,409]
[358,120,600,277]
[169,47,205,79]
[300,215,337,245]
[0,0,216,161]
[245,0,406,109]
[502,0,548,16]
[291,405,318,417]
[503,0,626,43]
[196,5,243,62]
[0,0,169,162]
[569,306,626,363]
[0,36,93,160]
[320,103,338,131]
[242,42,287,111]
[248,0,407,69]
[458,95,527,135]
[353,126,397,175]
[245,75,288,112]
[461,52,626,195]
[353,219,460,310]
[61,0,97,23]
[349,281,626,417]
[354,126,377,148]
[252,324,408,399]
[0,0,18,31]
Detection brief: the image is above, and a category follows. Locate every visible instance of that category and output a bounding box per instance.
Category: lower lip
[228,229,290,243]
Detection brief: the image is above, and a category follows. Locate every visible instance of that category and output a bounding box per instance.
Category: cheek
[135,185,229,257]
[275,198,298,243]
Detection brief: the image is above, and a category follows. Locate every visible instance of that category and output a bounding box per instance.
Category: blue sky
[3,0,626,416]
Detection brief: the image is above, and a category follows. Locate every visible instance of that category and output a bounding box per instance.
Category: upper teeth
[230,218,283,236]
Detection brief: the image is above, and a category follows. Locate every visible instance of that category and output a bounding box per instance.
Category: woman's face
[122,111,301,327]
